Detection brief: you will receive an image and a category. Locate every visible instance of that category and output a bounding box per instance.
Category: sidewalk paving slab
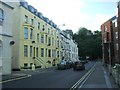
[79,62,119,89]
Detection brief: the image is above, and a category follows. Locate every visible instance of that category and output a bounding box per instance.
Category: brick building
[117,1,120,64]
[101,16,116,68]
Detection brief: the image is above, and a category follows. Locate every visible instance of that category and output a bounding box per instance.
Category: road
[2,61,96,88]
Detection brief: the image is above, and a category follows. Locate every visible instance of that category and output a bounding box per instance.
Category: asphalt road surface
[3,61,96,88]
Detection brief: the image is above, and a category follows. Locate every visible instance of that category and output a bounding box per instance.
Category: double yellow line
[0,75,29,84]
[69,62,97,90]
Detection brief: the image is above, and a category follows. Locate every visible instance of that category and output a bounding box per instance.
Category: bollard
[32,64,35,71]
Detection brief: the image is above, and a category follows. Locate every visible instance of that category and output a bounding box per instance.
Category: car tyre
[73,68,76,71]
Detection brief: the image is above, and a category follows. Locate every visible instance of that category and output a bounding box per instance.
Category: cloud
[24,0,116,33]
[87,14,116,31]
[25,0,88,32]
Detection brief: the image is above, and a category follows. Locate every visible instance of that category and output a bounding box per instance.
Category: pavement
[0,66,57,83]
[78,61,119,89]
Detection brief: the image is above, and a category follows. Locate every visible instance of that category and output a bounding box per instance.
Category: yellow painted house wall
[12,4,62,70]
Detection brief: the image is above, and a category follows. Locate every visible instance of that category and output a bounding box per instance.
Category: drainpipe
[108,42,112,75]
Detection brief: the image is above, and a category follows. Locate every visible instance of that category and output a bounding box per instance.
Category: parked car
[73,61,85,70]
[66,60,74,69]
[57,61,67,70]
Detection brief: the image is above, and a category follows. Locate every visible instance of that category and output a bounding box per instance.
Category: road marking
[0,75,31,84]
[79,67,94,88]
[69,62,97,90]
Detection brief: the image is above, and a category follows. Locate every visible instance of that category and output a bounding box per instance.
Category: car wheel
[83,67,85,70]
[73,68,76,70]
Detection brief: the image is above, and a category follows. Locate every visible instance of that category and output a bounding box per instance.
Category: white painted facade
[60,30,78,62]
[0,2,14,75]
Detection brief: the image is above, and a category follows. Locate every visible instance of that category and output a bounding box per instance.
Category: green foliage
[73,27,102,60]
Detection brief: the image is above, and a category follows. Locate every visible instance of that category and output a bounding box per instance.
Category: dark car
[73,61,85,70]
[57,61,67,70]
[66,60,74,69]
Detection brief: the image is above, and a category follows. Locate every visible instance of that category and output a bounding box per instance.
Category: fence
[112,64,120,86]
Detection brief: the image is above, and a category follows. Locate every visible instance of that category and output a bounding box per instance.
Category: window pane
[0,9,4,24]
[37,34,39,43]
[24,27,28,39]
[46,48,47,57]
[41,48,44,57]
[30,46,32,57]
[57,51,59,57]
[38,22,40,29]
[31,19,33,25]
[25,15,28,23]
[30,28,33,39]
[24,45,28,57]
[0,40,2,57]
[48,37,51,45]
[48,49,51,57]
[36,48,38,57]
[41,35,44,43]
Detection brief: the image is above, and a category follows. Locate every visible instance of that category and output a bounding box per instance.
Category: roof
[0,1,14,9]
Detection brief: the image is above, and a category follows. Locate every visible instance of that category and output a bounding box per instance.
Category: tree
[73,28,102,60]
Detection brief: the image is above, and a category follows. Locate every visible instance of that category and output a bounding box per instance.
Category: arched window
[0,40,3,57]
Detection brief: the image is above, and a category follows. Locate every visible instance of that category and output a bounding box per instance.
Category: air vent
[10,41,15,45]
[32,41,35,43]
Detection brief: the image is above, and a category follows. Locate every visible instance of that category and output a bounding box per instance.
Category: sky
[23,0,117,33]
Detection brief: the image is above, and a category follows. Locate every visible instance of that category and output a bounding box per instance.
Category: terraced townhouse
[60,30,78,62]
[11,1,62,70]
